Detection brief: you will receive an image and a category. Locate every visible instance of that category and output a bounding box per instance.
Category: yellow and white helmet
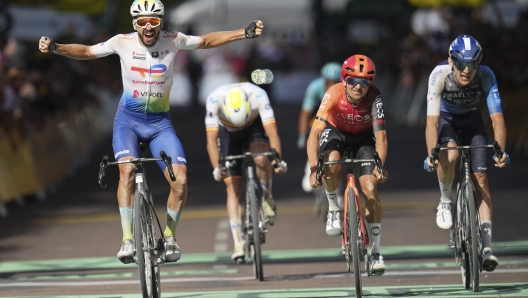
[130,0,164,17]
[223,87,250,127]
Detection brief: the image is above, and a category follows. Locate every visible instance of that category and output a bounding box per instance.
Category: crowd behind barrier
[1,5,527,216]
[0,29,121,216]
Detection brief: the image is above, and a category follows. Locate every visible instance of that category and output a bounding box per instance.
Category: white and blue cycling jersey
[426,61,503,116]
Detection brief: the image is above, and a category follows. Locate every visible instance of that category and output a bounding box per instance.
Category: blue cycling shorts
[112,105,187,171]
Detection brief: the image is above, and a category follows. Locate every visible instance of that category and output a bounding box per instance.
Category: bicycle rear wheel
[348,189,362,297]
[466,184,479,292]
[134,190,160,298]
[248,183,263,281]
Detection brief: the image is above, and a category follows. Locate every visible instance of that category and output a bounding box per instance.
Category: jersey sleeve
[251,85,275,125]
[173,32,203,50]
[312,86,337,130]
[301,79,320,112]
[426,66,446,116]
[205,91,221,131]
[370,89,386,132]
[89,34,119,57]
[480,66,503,115]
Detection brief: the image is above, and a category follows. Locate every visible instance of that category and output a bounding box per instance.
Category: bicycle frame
[98,144,176,298]
[219,149,281,282]
[315,149,384,298]
[430,140,503,292]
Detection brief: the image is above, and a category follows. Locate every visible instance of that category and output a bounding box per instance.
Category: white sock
[481,220,492,251]
[325,189,340,211]
[119,207,133,241]
[368,223,381,255]
[439,181,452,203]
[229,219,242,246]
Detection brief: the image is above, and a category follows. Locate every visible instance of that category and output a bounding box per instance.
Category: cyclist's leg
[113,107,142,263]
[466,116,498,270]
[435,112,460,229]
[218,126,246,260]
[247,119,277,222]
[149,115,187,262]
[319,124,345,236]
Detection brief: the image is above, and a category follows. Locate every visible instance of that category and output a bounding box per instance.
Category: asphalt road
[0,105,527,298]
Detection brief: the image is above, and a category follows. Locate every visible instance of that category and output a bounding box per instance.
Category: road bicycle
[98,142,176,298]
[219,149,281,281]
[316,148,384,298]
[430,135,503,292]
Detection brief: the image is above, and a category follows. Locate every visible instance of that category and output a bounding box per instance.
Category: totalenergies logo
[131,64,167,79]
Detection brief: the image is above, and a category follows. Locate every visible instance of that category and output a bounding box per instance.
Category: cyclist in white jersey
[205,82,287,261]
[424,35,510,271]
[38,0,264,264]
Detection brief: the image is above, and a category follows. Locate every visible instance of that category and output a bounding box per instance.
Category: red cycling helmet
[341,54,376,81]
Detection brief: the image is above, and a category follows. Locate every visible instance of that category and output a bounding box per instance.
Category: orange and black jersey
[312,83,386,134]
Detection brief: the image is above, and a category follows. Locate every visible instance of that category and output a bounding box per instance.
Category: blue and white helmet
[130,0,164,17]
[321,62,341,81]
[448,35,482,62]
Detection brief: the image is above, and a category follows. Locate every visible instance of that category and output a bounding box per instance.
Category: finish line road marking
[1,268,527,287]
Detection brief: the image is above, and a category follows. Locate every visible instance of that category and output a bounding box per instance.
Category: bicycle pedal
[234,257,246,264]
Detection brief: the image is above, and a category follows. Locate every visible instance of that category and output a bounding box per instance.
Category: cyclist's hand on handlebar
[373,166,388,183]
[493,152,510,168]
[212,166,226,181]
[309,167,322,188]
[424,156,437,172]
[272,160,288,175]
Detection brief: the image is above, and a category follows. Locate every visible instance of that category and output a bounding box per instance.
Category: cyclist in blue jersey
[424,35,510,272]
[298,62,341,194]
[38,0,264,264]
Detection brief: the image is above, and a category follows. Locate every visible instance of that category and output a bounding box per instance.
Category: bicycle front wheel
[248,183,263,281]
[466,185,480,292]
[348,189,362,297]
[134,190,160,298]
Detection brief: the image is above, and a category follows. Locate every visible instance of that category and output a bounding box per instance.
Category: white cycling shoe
[436,202,453,229]
[369,253,386,276]
[117,240,135,264]
[326,210,342,237]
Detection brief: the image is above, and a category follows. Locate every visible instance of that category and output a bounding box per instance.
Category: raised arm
[197,20,263,49]
[39,37,97,60]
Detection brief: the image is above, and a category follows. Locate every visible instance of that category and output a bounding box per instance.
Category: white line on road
[1,268,526,287]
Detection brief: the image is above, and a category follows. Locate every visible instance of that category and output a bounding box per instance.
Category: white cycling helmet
[130,0,164,17]
[223,87,250,127]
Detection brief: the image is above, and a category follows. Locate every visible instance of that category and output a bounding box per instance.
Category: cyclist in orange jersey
[307,54,389,275]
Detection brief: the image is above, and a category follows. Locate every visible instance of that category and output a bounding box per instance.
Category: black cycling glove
[40,36,56,54]
[244,20,259,39]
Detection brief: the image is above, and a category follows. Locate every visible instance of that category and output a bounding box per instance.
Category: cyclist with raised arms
[205,82,287,262]
[38,0,264,264]
[298,62,341,194]
[307,55,389,275]
[424,35,509,272]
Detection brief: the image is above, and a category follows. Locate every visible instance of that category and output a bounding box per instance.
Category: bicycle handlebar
[430,141,503,165]
[315,151,384,184]
[98,151,176,188]
[219,149,281,169]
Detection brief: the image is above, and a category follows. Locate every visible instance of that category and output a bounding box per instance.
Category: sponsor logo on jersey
[133,90,164,98]
[335,112,372,123]
[132,51,147,60]
[132,80,166,85]
[430,69,442,86]
[177,157,187,163]
[131,64,167,79]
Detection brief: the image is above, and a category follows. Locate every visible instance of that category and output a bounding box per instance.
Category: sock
[368,223,381,255]
[481,220,492,251]
[439,181,453,203]
[325,189,340,211]
[119,207,133,241]
[163,208,181,237]
[260,179,272,200]
[230,219,242,246]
